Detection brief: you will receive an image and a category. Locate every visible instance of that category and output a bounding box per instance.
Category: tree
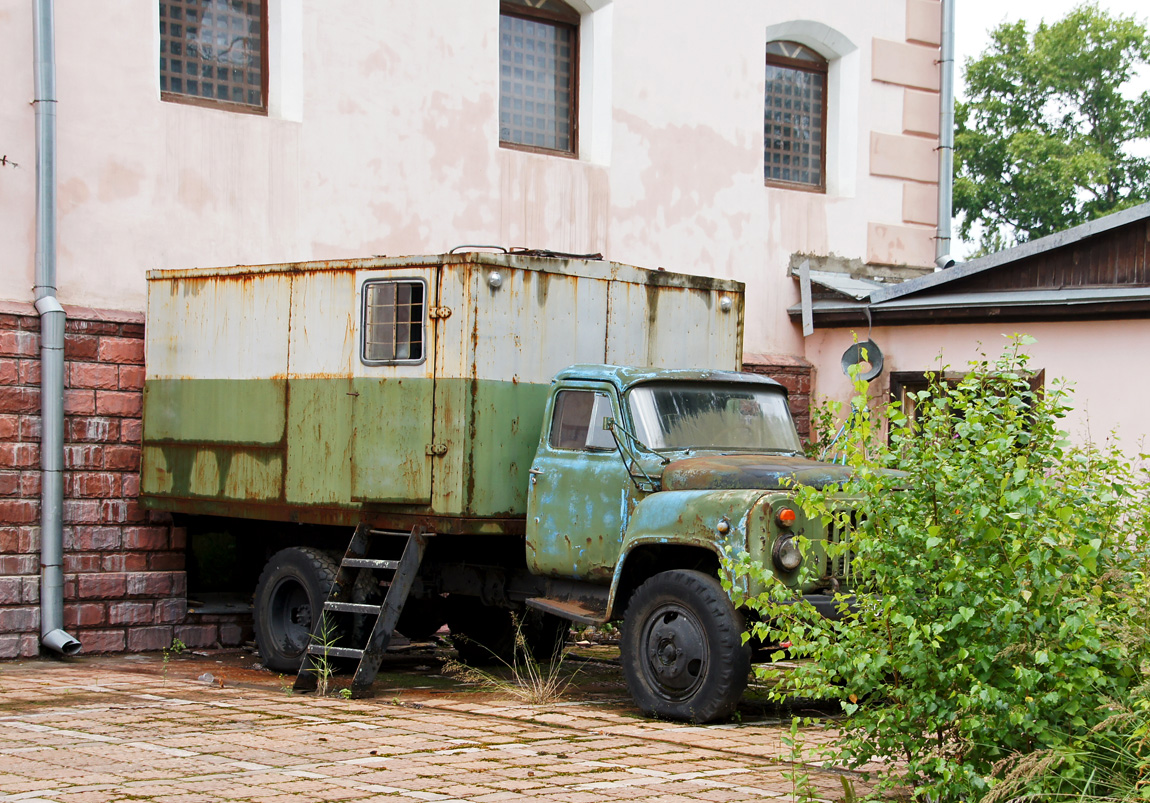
[954,4,1150,253]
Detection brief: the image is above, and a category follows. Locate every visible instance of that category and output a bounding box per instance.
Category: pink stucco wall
[805,322,1150,453]
[0,0,942,360]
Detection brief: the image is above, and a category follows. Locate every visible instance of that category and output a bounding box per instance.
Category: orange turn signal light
[775,508,797,529]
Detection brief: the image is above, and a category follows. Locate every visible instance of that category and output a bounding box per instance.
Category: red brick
[120,418,142,443]
[122,473,140,497]
[63,334,98,360]
[0,499,39,524]
[63,553,102,572]
[98,337,145,365]
[19,414,41,439]
[69,362,119,390]
[71,472,122,498]
[121,323,144,338]
[123,526,169,551]
[127,625,174,652]
[118,364,145,391]
[63,499,100,524]
[109,601,155,626]
[65,417,119,443]
[64,603,107,627]
[155,598,187,624]
[69,526,122,551]
[0,555,37,574]
[64,390,95,415]
[102,553,148,572]
[0,331,37,358]
[77,629,126,653]
[19,471,41,497]
[0,414,18,439]
[95,391,142,417]
[0,606,39,632]
[0,527,16,552]
[126,571,176,596]
[148,552,184,572]
[64,444,104,469]
[0,633,40,659]
[170,527,187,549]
[68,319,121,336]
[218,623,249,646]
[18,358,41,386]
[0,577,23,604]
[104,445,140,471]
[0,443,38,468]
[0,472,19,496]
[77,572,127,599]
[174,624,217,649]
[18,527,39,553]
[0,358,19,385]
[0,387,39,414]
[121,500,148,524]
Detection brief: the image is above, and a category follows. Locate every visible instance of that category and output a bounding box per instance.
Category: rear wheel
[620,569,751,723]
[253,547,341,672]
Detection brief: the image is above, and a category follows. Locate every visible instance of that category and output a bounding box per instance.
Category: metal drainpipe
[34,0,81,656]
[935,0,956,269]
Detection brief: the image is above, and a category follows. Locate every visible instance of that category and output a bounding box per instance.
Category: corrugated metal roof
[870,200,1150,304]
[806,270,885,300]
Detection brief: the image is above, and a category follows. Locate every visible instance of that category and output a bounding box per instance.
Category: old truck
[141,251,853,722]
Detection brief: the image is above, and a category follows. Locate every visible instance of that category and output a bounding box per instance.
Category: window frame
[159,0,270,116]
[359,278,429,367]
[498,0,580,158]
[764,40,828,192]
[548,390,617,452]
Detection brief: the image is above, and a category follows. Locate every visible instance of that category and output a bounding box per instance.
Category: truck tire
[253,547,341,673]
[620,569,751,723]
[447,601,568,665]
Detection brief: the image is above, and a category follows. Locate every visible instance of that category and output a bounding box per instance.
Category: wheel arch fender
[605,489,769,619]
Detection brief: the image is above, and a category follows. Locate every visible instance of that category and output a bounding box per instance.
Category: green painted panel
[285,378,354,505]
[144,379,286,445]
[141,443,283,500]
[351,377,434,503]
[464,379,550,516]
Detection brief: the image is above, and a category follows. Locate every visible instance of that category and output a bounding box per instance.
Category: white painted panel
[644,287,741,370]
[287,270,356,376]
[605,281,652,366]
[471,265,608,384]
[146,275,291,380]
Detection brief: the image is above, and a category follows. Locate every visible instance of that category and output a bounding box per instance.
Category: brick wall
[742,353,814,443]
[0,302,247,658]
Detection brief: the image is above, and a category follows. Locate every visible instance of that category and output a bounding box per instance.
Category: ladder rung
[342,557,399,570]
[324,601,381,615]
[307,645,363,659]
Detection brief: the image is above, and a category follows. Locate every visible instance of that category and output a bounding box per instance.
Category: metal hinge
[426,444,449,456]
[428,306,452,319]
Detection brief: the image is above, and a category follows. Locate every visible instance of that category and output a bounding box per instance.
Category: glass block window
[499,0,579,154]
[765,41,827,189]
[160,0,267,111]
[362,280,427,365]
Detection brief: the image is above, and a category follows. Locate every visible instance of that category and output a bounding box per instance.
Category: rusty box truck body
[142,252,855,722]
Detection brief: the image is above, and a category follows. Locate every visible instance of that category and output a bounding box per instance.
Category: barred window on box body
[362,280,426,365]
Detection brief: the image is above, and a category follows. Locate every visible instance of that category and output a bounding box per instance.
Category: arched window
[764,40,827,190]
[499,0,580,155]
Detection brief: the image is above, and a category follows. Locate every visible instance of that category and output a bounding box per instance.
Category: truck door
[350,269,439,504]
[526,383,636,582]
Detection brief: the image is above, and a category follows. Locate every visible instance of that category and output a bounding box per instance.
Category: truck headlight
[773,537,802,572]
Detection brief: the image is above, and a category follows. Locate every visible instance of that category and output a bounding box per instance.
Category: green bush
[728,337,1150,801]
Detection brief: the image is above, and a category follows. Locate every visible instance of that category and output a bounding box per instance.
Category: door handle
[528,468,544,475]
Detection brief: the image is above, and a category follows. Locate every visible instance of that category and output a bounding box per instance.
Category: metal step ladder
[293,523,428,698]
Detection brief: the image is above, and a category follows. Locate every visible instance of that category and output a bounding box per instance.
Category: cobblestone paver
[0,656,868,803]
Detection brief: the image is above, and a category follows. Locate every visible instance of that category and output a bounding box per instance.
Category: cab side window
[550,390,615,450]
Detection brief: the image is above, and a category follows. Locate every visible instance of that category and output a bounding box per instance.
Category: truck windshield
[627,383,803,453]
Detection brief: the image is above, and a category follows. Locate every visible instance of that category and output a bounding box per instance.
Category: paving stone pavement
[0,655,872,803]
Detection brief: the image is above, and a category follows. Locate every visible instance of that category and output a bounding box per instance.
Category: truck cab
[523,365,854,722]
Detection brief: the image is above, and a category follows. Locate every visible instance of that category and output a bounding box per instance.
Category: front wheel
[621,569,751,723]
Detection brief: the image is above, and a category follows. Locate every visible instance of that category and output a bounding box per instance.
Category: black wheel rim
[267,576,312,659]
[639,602,709,701]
